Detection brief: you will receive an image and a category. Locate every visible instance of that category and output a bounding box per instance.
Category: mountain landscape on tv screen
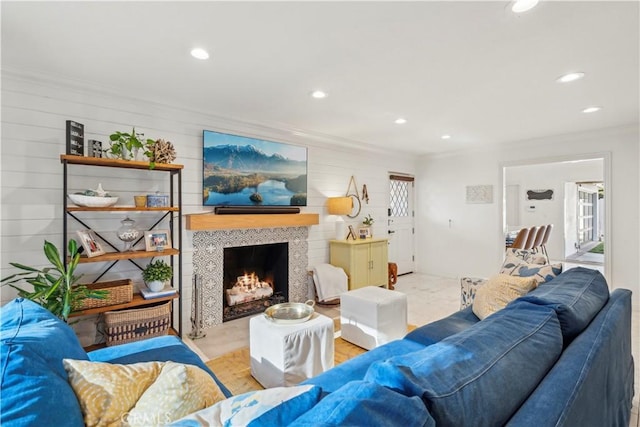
[203,144,307,206]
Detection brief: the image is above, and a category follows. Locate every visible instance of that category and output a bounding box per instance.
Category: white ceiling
[2,1,638,155]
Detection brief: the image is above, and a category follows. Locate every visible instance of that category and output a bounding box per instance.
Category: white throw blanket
[312,263,348,302]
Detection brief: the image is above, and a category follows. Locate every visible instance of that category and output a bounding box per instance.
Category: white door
[388,175,415,275]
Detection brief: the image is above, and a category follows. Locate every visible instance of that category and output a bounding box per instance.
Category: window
[389,175,414,217]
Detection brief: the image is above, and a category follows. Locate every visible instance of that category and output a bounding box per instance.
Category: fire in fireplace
[223,242,288,321]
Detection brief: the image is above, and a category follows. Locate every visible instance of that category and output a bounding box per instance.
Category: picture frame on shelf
[145,230,171,252]
[358,227,371,239]
[346,225,357,241]
[76,229,105,257]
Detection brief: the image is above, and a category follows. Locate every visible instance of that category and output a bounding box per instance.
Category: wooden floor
[204,336,368,395]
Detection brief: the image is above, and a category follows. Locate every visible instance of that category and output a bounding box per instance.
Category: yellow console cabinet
[330,238,389,290]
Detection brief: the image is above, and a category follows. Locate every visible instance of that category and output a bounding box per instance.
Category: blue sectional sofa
[1,267,634,426]
[0,298,231,426]
[298,267,634,426]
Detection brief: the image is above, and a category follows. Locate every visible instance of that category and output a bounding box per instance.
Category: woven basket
[74,279,133,310]
[104,301,171,346]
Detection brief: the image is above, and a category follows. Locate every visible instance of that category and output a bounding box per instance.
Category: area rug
[206,324,416,395]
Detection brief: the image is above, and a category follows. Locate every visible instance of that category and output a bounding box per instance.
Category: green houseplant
[106,128,155,162]
[1,240,107,322]
[362,214,374,226]
[142,260,173,292]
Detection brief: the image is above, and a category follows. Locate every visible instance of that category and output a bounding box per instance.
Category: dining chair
[524,226,538,250]
[532,225,547,252]
[510,228,529,249]
[540,224,553,257]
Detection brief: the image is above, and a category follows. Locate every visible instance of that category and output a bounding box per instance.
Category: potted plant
[106,128,155,162]
[362,214,374,226]
[1,240,107,322]
[142,260,173,292]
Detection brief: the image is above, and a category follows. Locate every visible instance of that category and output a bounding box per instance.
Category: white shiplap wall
[0,72,416,335]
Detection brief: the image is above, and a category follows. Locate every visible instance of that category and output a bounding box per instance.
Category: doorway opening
[502,155,609,276]
[564,181,604,265]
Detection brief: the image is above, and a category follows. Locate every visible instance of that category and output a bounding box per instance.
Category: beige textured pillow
[128,361,225,426]
[63,359,224,427]
[63,359,163,427]
[472,274,538,320]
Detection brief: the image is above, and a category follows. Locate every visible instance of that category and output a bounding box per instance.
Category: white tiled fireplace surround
[191,227,309,327]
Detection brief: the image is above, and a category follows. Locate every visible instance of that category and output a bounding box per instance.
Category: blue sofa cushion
[88,335,231,397]
[302,338,426,393]
[290,381,435,427]
[1,298,88,427]
[518,266,609,343]
[365,301,563,427]
[506,289,635,427]
[404,306,480,346]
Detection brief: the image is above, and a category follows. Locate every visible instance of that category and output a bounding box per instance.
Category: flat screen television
[203,130,308,207]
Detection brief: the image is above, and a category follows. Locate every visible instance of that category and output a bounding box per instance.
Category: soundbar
[214,206,301,215]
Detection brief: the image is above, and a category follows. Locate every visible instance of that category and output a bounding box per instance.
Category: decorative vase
[147,280,165,292]
[116,217,139,251]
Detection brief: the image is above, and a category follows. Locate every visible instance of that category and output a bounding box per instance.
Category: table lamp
[327,196,352,239]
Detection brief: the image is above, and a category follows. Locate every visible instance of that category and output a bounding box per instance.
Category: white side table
[340,286,408,350]
[250,313,334,388]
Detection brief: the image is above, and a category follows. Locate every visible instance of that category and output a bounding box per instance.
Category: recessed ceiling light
[394,118,407,125]
[441,134,451,140]
[557,72,585,83]
[311,90,327,99]
[190,48,209,60]
[582,106,602,114]
[512,0,539,13]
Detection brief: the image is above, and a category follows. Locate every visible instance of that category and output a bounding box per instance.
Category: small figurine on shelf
[147,139,177,165]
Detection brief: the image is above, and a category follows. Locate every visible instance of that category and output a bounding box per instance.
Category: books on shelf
[140,285,178,300]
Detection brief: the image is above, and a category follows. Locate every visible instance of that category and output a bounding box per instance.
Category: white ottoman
[250,313,334,388]
[340,286,407,350]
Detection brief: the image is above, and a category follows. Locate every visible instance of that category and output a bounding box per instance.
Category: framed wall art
[526,189,554,201]
[466,185,494,204]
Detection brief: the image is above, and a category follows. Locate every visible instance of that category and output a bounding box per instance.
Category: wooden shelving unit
[76,248,179,263]
[60,154,183,171]
[69,292,179,318]
[82,327,179,352]
[67,206,179,212]
[61,154,183,339]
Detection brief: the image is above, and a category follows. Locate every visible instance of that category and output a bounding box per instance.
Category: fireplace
[191,226,310,327]
[222,243,288,321]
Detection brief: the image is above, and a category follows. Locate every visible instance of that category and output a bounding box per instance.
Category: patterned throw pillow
[500,260,563,285]
[63,359,224,427]
[460,277,487,310]
[503,248,549,265]
[472,274,538,320]
[128,362,225,426]
[170,385,322,426]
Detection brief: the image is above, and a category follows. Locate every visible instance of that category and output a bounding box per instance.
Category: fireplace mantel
[186,212,319,231]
